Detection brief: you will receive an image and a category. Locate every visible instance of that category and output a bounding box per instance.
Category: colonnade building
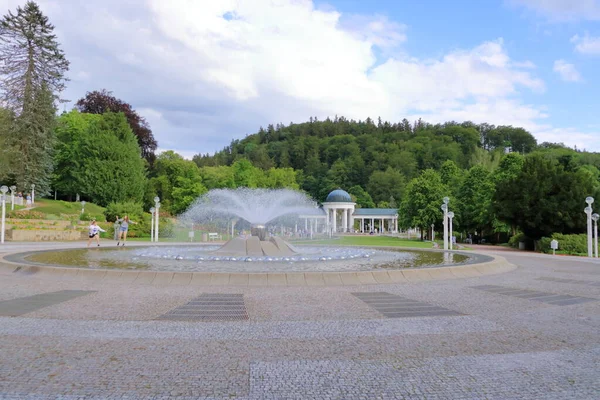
[299,189,399,234]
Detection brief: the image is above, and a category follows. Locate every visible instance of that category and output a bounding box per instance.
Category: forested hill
[192,117,539,202]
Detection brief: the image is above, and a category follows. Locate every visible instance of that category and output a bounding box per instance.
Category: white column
[395,218,398,233]
[443,208,448,250]
[155,206,160,242]
[370,218,374,233]
[332,208,337,233]
[342,208,347,232]
[305,218,308,231]
[380,218,384,233]
[360,218,364,233]
[1,195,5,244]
[150,211,154,242]
[349,209,354,232]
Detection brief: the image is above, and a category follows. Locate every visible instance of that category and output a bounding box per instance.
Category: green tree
[199,166,236,189]
[494,154,598,239]
[400,169,450,239]
[54,111,146,206]
[457,165,495,235]
[367,167,406,205]
[348,185,375,208]
[0,108,15,182]
[232,158,266,188]
[149,150,206,213]
[1,2,69,195]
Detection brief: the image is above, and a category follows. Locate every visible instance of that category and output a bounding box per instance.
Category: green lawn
[293,235,434,248]
[32,199,106,220]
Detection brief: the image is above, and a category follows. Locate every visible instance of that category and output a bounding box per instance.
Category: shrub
[7,210,46,219]
[508,232,527,248]
[539,233,587,255]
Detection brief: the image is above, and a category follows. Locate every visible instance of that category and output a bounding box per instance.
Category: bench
[208,232,222,241]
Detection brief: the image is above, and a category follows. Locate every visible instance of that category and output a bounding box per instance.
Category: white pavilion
[299,189,399,234]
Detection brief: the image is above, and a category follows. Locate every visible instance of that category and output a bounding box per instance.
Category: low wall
[7,230,85,241]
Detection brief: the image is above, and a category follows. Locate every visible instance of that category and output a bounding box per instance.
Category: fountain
[13,188,479,273]
[179,188,318,257]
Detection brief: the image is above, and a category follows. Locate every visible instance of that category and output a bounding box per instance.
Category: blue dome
[325,189,352,203]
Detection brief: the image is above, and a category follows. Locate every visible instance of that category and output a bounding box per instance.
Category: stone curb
[0,251,516,286]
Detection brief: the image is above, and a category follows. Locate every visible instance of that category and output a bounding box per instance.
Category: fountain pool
[21,245,472,273]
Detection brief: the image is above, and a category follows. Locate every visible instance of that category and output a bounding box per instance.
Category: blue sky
[1,0,599,155]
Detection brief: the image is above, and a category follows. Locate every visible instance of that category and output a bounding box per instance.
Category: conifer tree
[0,1,69,195]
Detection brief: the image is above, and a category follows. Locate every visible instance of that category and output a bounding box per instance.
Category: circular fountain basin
[18,245,474,273]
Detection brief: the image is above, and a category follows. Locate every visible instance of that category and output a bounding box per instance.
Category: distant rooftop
[353,208,398,216]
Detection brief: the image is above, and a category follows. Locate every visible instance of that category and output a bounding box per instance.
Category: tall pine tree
[0,1,69,195]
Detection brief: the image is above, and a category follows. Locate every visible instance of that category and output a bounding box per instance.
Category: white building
[300,189,399,234]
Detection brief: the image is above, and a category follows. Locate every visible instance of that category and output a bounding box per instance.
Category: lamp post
[31,184,35,205]
[150,207,155,242]
[154,196,160,242]
[585,197,594,258]
[447,211,455,250]
[0,185,8,244]
[593,213,599,258]
[431,223,435,241]
[9,186,15,211]
[81,200,86,215]
[441,197,449,250]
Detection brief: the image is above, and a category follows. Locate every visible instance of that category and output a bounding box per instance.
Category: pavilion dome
[325,189,352,203]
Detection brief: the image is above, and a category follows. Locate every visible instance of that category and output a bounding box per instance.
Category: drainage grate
[470,285,597,306]
[157,293,249,321]
[352,292,463,318]
[537,277,600,287]
[0,290,96,317]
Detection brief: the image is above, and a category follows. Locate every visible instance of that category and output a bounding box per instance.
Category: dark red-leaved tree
[75,89,157,163]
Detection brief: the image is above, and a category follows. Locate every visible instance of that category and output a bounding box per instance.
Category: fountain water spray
[179,188,320,257]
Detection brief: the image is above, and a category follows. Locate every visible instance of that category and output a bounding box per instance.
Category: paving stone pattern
[157,293,248,321]
[538,276,600,287]
[470,284,597,306]
[1,246,599,399]
[250,347,600,400]
[0,290,95,317]
[352,291,463,318]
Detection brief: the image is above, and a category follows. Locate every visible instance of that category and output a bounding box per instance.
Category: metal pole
[449,218,453,250]
[150,210,154,242]
[443,209,448,250]
[1,196,5,244]
[155,206,159,242]
[594,216,599,258]
[587,210,593,258]
[10,190,15,211]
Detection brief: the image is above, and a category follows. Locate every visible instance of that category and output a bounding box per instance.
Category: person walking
[87,220,106,247]
[116,215,136,246]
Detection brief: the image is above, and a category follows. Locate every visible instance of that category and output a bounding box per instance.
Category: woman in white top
[87,220,106,247]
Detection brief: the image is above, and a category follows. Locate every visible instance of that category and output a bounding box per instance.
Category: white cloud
[509,0,600,21]
[553,60,582,82]
[571,33,600,55]
[0,0,595,153]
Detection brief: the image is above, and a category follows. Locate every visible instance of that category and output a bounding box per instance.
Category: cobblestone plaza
[0,243,599,399]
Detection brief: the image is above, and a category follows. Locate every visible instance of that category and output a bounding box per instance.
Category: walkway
[0,244,598,399]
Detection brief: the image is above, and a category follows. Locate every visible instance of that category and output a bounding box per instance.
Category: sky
[1,0,599,157]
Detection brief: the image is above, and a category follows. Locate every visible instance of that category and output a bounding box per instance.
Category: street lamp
[81,200,86,214]
[585,197,594,258]
[154,196,160,242]
[441,196,450,250]
[150,207,156,242]
[31,184,35,205]
[431,223,435,241]
[593,213,599,258]
[447,211,455,250]
[0,185,8,244]
[9,186,16,211]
